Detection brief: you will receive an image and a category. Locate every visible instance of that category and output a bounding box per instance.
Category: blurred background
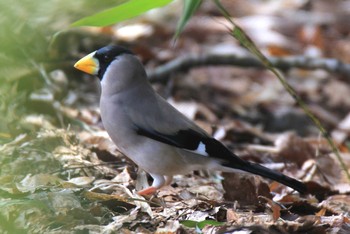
[1,0,350,232]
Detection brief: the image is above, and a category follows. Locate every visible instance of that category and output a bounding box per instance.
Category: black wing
[135,125,307,194]
[135,126,207,151]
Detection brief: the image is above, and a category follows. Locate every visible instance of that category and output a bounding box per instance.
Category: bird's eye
[104,55,110,61]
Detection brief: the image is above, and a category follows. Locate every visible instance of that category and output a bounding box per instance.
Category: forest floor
[1,0,350,233]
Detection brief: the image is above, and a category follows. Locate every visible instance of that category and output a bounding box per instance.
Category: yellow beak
[74,51,99,75]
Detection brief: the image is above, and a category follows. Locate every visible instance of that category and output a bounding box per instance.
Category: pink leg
[137,186,158,195]
[137,173,165,196]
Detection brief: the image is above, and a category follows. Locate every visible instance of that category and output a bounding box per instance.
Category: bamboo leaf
[72,0,173,27]
[174,0,202,39]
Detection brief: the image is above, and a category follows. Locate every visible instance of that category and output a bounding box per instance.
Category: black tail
[237,160,307,193]
[204,138,307,194]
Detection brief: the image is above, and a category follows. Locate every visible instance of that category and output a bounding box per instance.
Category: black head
[94,45,134,79]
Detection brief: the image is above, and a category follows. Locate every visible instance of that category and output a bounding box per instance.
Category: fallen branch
[148,53,350,82]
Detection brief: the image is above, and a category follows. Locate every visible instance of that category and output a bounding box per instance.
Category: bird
[74,45,307,196]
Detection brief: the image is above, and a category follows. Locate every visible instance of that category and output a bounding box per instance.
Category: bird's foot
[137,186,158,196]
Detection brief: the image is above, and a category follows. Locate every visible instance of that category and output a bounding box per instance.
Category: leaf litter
[2,0,350,233]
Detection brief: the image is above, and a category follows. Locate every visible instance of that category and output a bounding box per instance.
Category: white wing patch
[194,141,209,156]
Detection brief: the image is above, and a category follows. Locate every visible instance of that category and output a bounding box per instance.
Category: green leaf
[180,220,198,228]
[197,220,225,229]
[72,0,173,27]
[180,220,225,230]
[174,0,202,39]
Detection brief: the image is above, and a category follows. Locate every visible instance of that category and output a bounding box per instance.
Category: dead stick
[148,53,350,82]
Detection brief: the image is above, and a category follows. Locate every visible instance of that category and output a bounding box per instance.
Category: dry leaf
[222,172,271,206]
[275,132,315,166]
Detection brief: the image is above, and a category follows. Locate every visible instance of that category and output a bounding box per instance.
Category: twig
[147,53,350,82]
[214,0,350,182]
